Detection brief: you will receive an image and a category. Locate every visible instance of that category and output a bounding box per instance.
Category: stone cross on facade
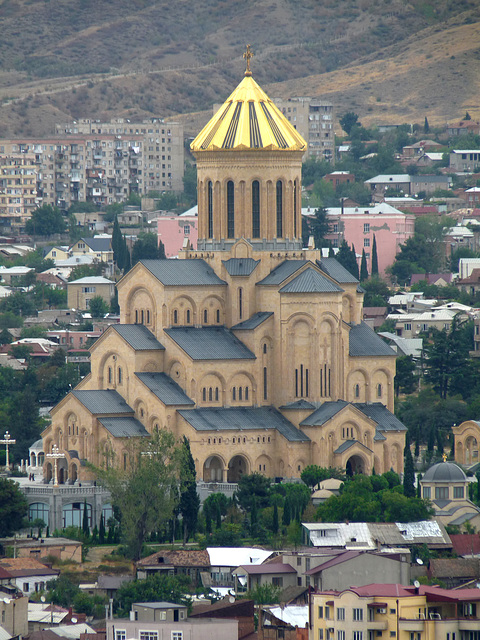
[243,44,254,76]
[46,444,65,486]
[0,431,16,468]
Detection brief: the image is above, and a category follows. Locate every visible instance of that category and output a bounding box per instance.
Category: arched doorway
[228,455,249,482]
[69,463,78,484]
[346,455,365,476]
[45,463,53,484]
[203,455,224,482]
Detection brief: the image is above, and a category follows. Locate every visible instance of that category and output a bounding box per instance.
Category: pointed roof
[191,75,306,153]
[279,267,344,294]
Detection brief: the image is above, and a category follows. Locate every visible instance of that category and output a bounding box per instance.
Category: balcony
[367,621,388,631]
[459,619,480,630]
[399,619,425,631]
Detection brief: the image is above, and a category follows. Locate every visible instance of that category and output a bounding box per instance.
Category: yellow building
[41,53,405,486]
[311,584,480,640]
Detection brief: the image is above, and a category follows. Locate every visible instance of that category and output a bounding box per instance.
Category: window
[337,608,345,621]
[333,223,339,233]
[325,606,330,619]
[173,309,178,324]
[353,608,363,621]
[171,633,183,640]
[208,181,213,238]
[364,238,370,248]
[116,631,126,640]
[204,309,208,323]
[140,633,159,640]
[353,633,363,640]
[272,577,283,587]
[377,383,382,398]
[319,631,324,640]
[435,487,449,500]
[264,367,268,400]
[238,288,243,319]
[216,309,220,323]
[118,367,122,384]
[337,632,345,640]
[404,323,412,331]
[108,367,112,384]
[354,383,360,398]
[227,180,235,238]
[23,583,29,592]
[423,486,431,499]
[276,180,283,237]
[186,309,191,324]
[252,180,260,238]
[184,224,190,235]
[454,486,464,499]
[364,223,370,233]
[294,179,298,237]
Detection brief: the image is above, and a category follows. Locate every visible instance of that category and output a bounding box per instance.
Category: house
[156,214,199,257]
[0,558,58,595]
[73,211,107,233]
[364,174,411,195]
[449,149,480,172]
[136,550,210,587]
[260,605,308,640]
[0,265,34,285]
[402,140,443,158]
[233,562,297,592]
[2,536,82,563]
[206,547,274,591]
[410,273,454,287]
[456,268,480,297]
[323,172,355,189]
[362,307,387,330]
[0,588,28,637]
[131,602,188,623]
[67,276,115,311]
[427,557,480,589]
[410,174,453,195]
[387,308,459,339]
[465,186,480,206]
[312,583,480,640]
[189,598,255,640]
[44,247,69,263]
[449,533,480,557]
[447,120,480,137]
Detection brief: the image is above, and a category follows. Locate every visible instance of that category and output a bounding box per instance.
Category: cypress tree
[179,436,200,544]
[99,514,105,544]
[360,249,368,281]
[417,473,422,498]
[427,427,435,453]
[272,503,279,535]
[371,235,379,276]
[205,507,212,535]
[215,501,222,529]
[415,438,420,458]
[337,240,359,280]
[476,471,480,503]
[112,215,122,268]
[328,246,335,258]
[351,244,359,280]
[282,498,291,527]
[82,499,89,537]
[250,496,257,535]
[403,433,415,498]
[424,116,430,133]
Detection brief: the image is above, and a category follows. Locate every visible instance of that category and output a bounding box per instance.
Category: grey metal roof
[231,311,273,331]
[280,400,316,410]
[223,258,260,276]
[423,462,467,483]
[98,416,150,438]
[349,322,397,357]
[355,402,407,432]
[140,259,226,286]
[177,406,310,442]
[72,389,133,415]
[334,440,357,454]
[300,401,349,426]
[113,324,165,350]
[165,327,255,360]
[374,430,387,441]
[317,258,359,283]
[280,267,344,293]
[257,260,307,286]
[135,372,194,406]
[84,237,112,252]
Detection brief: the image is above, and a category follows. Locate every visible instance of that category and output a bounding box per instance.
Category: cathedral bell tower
[190,46,307,252]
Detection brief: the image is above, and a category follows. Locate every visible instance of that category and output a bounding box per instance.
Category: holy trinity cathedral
[42,53,406,485]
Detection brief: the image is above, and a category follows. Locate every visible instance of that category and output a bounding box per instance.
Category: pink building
[310,202,415,276]
[156,211,198,257]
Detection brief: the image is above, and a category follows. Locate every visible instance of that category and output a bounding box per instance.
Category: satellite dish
[3,599,10,605]
[41,596,46,603]
[414,580,421,588]
[71,618,77,624]
[416,558,424,565]
[228,596,235,604]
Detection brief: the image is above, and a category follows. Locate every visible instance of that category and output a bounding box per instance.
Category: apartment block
[273,96,335,162]
[0,151,38,234]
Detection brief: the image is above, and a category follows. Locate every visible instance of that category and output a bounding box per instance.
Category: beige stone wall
[67,281,114,311]
[453,420,480,466]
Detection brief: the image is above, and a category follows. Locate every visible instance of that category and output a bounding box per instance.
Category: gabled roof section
[191,74,306,153]
[279,400,316,410]
[222,258,260,277]
[257,260,307,286]
[178,406,310,442]
[140,259,226,286]
[83,237,112,252]
[231,311,273,331]
[97,416,150,438]
[334,439,372,455]
[164,326,256,360]
[349,322,397,357]
[355,402,407,432]
[300,401,349,426]
[71,389,133,415]
[135,372,194,406]
[317,258,359,284]
[280,267,344,294]
[112,325,165,350]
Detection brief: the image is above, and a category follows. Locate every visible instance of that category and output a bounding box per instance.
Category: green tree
[395,356,417,397]
[360,249,368,281]
[371,235,379,276]
[99,513,105,544]
[340,112,361,135]
[0,479,28,536]
[82,499,89,537]
[336,240,359,280]
[25,205,66,236]
[272,502,279,535]
[302,207,331,248]
[403,433,416,498]
[93,429,183,560]
[246,583,282,605]
[112,215,123,269]
[236,473,271,511]
[88,296,109,319]
[179,436,200,544]
[424,117,430,133]
[182,163,197,204]
[114,574,191,616]
[131,232,166,266]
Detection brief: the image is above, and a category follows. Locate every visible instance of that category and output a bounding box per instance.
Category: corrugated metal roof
[280,400,316,410]
[72,389,133,415]
[334,440,357,454]
[317,258,359,284]
[165,326,256,360]
[84,237,111,252]
[98,416,150,437]
[257,260,307,285]
[300,401,348,426]
[136,372,194,405]
[223,258,260,276]
[178,406,310,442]
[356,402,407,432]
[374,430,386,441]
[231,311,273,330]
[280,267,344,293]
[140,259,226,286]
[113,324,165,350]
[349,322,397,357]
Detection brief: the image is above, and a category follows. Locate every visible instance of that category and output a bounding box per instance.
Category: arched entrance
[69,463,78,484]
[203,455,224,482]
[227,455,249,482]
[346,454,365,476]
[45,463,53,484]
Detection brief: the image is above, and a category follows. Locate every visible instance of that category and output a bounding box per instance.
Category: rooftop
[140,259,226,286]
[165,326,255,360]
[136,372,194,406]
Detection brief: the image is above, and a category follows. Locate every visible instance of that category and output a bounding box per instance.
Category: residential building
[364,174,411,195]
[136,550,210,588]
[402,140,443,158]
[447,119,480,136]
[189,598,255,640]
[67,276,115,311]
[3,536,83,563]
[233,562,298,592]
[465,186,480,206]
[70,236,114,265]
[40,59,405,491]
[323,172,355,189]
[0,558,58,596]
[311,584,480,640]
[315,202,415,275]
[410,174,452,195]
[0,152,38,234]
[156,213,199,257]
[450,149,480,172]
[388,308,460,339]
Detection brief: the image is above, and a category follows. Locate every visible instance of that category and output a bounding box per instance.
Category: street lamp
[0,431,16,469]
[46,445,65,486]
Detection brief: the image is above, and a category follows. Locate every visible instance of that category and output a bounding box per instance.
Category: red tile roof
[450,533,480,556]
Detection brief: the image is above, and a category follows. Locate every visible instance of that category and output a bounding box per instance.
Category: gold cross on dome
[442,453,448,462]
[243,44,254,76]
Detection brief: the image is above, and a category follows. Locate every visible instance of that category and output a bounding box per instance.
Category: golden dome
[191,74,307,153]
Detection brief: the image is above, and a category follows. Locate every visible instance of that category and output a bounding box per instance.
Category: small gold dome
[191,74,307,153]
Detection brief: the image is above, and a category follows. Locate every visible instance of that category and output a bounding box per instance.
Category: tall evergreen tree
[360,249,368,281]
[272,503,279,535]
[416,473,422,498]
[282,499,291,527]
[371,235,379,276]
[99,514,105,544]
[337,240,359,280]
[179,436,200,544]
[82,499,89,536]
[424,116,430,133]
[112,215,123,268]
[250,496,258,535]
[403,433,415,498]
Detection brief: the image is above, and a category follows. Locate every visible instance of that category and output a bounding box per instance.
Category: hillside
[0,0,478,137]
